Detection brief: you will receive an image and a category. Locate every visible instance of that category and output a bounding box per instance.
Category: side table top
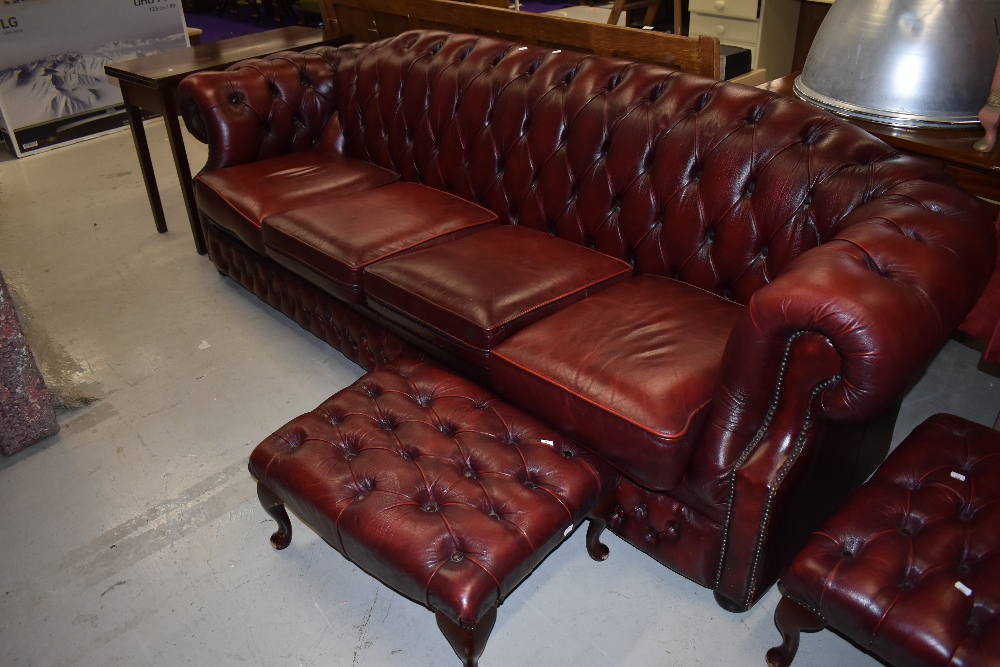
[759,73,1000,176]
[105,26,336,89]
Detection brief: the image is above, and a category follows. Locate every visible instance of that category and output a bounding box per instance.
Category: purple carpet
[184,2,574,44]
[184,9,275,44]
[520,0,575,11]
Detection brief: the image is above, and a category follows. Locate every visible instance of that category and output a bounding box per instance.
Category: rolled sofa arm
[700,179,996,610]
[721,179,994,431]
[177,47,351,172]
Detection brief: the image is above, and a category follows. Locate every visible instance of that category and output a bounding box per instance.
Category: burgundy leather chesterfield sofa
[177,30,997,612]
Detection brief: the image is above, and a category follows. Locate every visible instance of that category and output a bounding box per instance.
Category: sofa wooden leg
[585,492,616,561]
[435,606,497,667]
[256,482,292,550]
[765,596,827,667]
[585,516,610,561]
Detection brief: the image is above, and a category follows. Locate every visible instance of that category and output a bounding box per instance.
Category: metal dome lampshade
[793,0,1000,129]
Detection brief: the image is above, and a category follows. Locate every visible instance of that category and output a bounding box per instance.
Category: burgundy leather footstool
[767,414,1000,667]
[248,358,617,666]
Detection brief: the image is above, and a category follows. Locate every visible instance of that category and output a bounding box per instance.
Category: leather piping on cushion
[261,183,500,304]
[362,226,633,364]
[193,152,400,255]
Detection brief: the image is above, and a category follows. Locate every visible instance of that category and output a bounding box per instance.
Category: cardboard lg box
[0,0,187,157]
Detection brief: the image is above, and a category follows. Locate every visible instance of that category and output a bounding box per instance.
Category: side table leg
[161,89,208,255]
[121,87,168,234]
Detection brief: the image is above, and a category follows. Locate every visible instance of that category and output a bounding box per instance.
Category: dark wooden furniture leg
[160,88,208,255]
[435,606,497,667]
[765,596,827,667]
[120,86,168,235]
[585,491,616,561]
[256,482,292,549]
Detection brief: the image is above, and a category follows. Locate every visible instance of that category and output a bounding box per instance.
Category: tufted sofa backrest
[318,31,960,303]
[186,30,962,304]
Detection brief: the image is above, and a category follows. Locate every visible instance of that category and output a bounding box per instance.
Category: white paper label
[955,581,973,596]
[563,525,574,537]
[541,439,554,445]
[951,471,967,482]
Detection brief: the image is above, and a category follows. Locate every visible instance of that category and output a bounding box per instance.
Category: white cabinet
[688,0,801,78]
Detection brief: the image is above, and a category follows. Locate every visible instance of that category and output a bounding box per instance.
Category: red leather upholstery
[776,414,1000,666]
[196,152,398,254]
[492,276,741,491]
[363,226,631,366]
[263,182,498,302]
[177,30,998,610]
[249,358,616,628]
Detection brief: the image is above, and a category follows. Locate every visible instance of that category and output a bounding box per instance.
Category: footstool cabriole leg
[256,482,292,550]
[765,595,827,667]
[435,606,497,667]
[586,490,617,561]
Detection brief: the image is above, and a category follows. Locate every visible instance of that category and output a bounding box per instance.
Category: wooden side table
[759,73,1000,215]
[105,27,347,254]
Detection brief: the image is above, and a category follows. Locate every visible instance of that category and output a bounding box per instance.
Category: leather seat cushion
[262,183,499,303]
[362,226,632,366]
[491,276,742,491]
[194,152,399,254]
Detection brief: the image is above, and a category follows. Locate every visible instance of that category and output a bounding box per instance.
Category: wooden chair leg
[435,606,497,667]
[607,0,624,26]
[641,0,661,27]
[765,595,827,667]
[256,482,292,549]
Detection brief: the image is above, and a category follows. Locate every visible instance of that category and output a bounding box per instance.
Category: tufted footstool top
[249,358,616,631]
[776,413,1000,666]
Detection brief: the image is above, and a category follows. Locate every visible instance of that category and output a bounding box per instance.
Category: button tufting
[450,552,465,562]
[422,503,439,512]
[524,480,538,489]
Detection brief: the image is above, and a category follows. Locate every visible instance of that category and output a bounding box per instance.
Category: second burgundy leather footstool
[767,413,1000,667]
[249,358,618,666]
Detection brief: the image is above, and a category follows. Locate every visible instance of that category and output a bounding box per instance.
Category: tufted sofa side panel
[205,222,419,370]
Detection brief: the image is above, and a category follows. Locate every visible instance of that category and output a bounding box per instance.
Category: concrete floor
[1,120,998,667]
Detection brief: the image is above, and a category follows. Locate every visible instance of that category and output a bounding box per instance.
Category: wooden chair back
[318,0,718,77]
